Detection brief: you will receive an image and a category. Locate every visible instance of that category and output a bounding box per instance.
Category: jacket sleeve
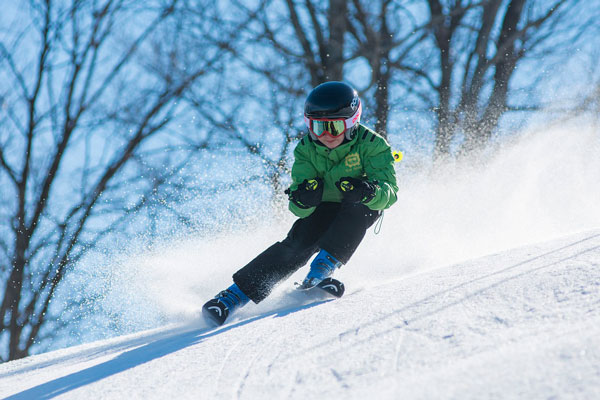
[288,138,319,218]
[362,136,398,210]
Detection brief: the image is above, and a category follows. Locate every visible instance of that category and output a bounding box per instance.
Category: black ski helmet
[304,81,362,140]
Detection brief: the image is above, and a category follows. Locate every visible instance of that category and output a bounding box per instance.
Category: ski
[295,277,345,298]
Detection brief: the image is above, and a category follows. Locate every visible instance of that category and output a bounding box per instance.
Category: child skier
[202,81,398,326]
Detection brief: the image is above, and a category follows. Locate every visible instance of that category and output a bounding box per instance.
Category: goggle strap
[344,101,362,128]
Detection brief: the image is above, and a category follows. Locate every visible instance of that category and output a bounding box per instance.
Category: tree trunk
[324,0,347,81]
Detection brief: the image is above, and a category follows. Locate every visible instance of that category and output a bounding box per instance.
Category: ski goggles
[304,102,362,138]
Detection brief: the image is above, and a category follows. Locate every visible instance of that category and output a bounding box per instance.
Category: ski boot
[297,249,343,290]
[202,283,250,326]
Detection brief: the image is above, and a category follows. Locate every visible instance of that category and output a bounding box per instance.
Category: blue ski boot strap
[217,283,250,311]
[307,249,343,280]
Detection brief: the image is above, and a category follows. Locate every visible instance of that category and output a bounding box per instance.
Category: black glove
[335,177,378,204]
[285,178,324,209]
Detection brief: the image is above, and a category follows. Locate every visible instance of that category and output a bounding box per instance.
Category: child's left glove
[336,177,378,204]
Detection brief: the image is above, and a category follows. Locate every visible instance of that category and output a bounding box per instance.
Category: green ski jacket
[289,124,398,218]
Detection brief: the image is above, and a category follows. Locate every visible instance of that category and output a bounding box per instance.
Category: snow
[1,229,599,399]
[1,125,600,398]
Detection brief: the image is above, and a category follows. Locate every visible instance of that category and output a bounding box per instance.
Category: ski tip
[317,278,345,298]
[201,300,229,327]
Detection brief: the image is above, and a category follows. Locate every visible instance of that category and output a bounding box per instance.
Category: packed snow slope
[1,228,600,399]
[2,124,600,399]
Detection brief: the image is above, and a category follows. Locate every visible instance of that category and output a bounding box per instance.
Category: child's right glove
[285,178,324,209]
[336,177,378,204]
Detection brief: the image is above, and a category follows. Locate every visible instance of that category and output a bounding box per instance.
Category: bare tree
[187,0,596,175]
[276,0,349,85]
[345,0,427,136]
[0,0,222,361]
[220,0,426,142]
[182,0,405,200]
[401,0,590,159]
[249,0,414,138]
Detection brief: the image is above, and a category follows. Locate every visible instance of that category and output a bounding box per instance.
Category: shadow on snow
[6,299,332,400]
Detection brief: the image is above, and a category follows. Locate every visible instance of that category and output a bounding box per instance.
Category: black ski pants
[233,202,381,303]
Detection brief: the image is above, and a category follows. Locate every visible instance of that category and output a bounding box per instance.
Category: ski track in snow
[1,229,599,399]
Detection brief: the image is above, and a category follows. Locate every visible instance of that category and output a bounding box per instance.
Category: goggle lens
[310,120,346,137]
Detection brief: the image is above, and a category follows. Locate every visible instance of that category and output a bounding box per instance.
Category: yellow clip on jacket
[289,124,399,218]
